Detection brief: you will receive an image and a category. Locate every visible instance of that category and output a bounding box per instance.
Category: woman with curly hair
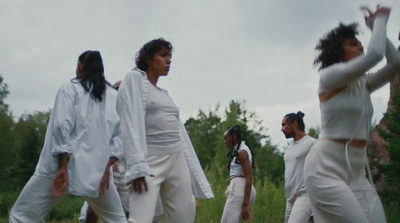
[304,5,400,223]
[117,38,214,223]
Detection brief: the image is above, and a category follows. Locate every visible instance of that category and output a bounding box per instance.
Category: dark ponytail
[75,50,107,101]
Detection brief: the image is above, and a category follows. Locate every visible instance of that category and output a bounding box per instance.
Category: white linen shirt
[116,68,214,199]
[34,80,123,198]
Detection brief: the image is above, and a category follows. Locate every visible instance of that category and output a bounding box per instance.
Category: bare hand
[242,205,252,221]
[99,167,111,196]
[51,170,68,198]
[132,177,148,194]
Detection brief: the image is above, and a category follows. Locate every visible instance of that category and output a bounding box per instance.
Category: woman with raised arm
[304,5,400,223]
[221,125,256,223]
[10,51,127,223]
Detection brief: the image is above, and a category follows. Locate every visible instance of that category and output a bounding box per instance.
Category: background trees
[185,100,284,185]
[376,90,400,209]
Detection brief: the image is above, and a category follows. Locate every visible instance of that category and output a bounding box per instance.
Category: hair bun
[297,111,305,119]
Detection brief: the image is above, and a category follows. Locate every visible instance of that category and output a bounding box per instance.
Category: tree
[376,90,400,208]
[307,126,320,139]
[15,111,50,186]
[185,105,222,169]
[0,75,19,190]
[185,100,285,185]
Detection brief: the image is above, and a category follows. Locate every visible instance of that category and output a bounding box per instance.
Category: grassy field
[1,173,399,223]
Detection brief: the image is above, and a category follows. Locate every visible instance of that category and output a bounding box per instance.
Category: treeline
[0,76,50,192]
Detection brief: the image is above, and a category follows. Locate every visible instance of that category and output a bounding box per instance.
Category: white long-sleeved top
[34,81,123,198]
[116,68,214,199]
[319,14,400,141]
[284,135,316,201]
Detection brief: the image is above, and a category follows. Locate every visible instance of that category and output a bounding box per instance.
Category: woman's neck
[146,69,159,86]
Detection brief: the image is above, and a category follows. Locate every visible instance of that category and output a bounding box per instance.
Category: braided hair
[284,111,306,131]
[225,125,254,169]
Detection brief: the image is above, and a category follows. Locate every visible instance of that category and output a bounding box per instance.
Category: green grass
[1,171,399,223]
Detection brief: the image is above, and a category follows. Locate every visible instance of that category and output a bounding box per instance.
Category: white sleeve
[318,15,388,93]
[51,83,75,157]
[368,38,400,92]
[117,71,152,183]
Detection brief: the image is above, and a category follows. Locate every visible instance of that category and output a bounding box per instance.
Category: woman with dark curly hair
[304,5,400,223]
[10,51,127,223]
[117,38,214,223]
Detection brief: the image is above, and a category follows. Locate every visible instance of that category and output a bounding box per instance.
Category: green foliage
[185,105,222,168]
[185,100,284,185]
[15,111,50,186]
[307,126,320,139]
[195,164,286,223]
[254,144,284,186]
[0,75,19,190]
[0,75,9,111]
[377,90,400,209]
[46,195,84,222]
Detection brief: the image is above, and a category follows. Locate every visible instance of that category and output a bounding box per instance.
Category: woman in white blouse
[117,38,213,223]
[304,5,400,223]
[10,51,127,223]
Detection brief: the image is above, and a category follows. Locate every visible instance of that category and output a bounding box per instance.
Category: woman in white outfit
[9,51,127,223]
[221,125,256,223]
[304,5,400,223]
[117,38,214,223]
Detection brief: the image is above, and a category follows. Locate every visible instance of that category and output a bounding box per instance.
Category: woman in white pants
[9,51,127,223]
[117,38,214,223]
[304,5,400,223]
[221,125,256,223]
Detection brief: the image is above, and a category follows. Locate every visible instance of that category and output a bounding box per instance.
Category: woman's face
[224,131,238,148]
[148,48,171,76]
[341,37,364,62]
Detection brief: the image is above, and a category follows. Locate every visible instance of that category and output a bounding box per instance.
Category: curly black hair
[314,23,359,71]
[136,38,173,71]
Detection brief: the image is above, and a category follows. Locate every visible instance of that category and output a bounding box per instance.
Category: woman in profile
[10,51,127,223]
[221,125,256,223]
[304,5,400,223]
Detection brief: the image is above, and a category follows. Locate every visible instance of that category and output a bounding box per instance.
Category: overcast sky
[1,0,399,150]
